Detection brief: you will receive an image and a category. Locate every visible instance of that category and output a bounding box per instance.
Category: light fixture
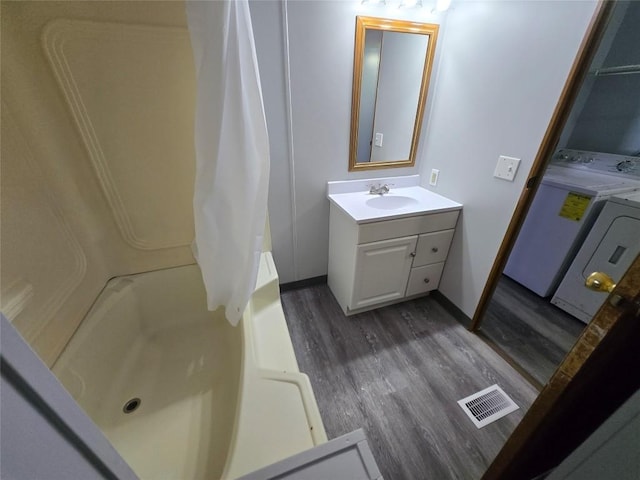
[399,0,422,8]
[434,0,451,12]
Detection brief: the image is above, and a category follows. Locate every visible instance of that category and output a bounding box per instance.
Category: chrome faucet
[368,183,391,195]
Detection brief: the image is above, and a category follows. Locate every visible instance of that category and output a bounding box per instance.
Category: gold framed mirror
[349,16,438,171]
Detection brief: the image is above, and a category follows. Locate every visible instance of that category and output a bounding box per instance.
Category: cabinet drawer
[405,263,445,297]
[358,210,459,244]
[413,229,455,267]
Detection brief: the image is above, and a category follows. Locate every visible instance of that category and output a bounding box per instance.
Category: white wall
[250,1,296,282]
[278,0,447,281]
[253,0,598,309]
[418,0,598,317]
[564,0,640,155]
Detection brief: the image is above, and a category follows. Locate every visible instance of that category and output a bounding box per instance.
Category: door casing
[475,1,640,478]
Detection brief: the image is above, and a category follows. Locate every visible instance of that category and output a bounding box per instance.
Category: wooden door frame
[482,253,640,479]
[469,0,614,332]
[468,1,640,477]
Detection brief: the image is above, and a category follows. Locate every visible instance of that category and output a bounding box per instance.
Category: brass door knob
[585,272,616,293]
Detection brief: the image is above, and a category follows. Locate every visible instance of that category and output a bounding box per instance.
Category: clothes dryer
[503,149,640,297]
[552,191,640,323]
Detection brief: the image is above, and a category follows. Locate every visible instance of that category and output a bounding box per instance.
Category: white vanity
[327,175,462,315]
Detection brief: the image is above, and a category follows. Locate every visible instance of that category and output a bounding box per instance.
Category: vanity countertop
[328,184,462,224]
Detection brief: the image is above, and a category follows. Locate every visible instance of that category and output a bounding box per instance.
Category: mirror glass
[349,17,438,171]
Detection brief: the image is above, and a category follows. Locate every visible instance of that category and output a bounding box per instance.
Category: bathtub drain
[123,397,141,414]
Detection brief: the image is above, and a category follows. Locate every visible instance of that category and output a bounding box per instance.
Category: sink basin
[327,181,463,223]
[365,195,419,210]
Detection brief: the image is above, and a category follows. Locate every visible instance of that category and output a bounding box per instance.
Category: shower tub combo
[53,252,327,479]
[3,6,326,478]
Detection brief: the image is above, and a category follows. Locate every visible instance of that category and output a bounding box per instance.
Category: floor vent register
[457,384,519,428]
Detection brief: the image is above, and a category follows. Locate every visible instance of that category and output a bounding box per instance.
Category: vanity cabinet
[328,204,459,315]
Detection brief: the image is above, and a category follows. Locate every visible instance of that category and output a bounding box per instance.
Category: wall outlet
[429,168,440,186]
[494,155,520,181]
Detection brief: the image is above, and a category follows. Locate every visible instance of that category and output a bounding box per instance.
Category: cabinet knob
[423,278,430,284]
[410,252,417,257]
[431,247,439,253]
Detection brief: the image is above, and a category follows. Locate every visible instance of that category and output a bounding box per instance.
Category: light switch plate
[494,155,520,181]
[429,168,440,186]
[374,133,383,147]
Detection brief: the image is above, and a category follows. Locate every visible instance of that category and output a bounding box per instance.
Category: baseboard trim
[280,275,327,292]
[431,290,472,329]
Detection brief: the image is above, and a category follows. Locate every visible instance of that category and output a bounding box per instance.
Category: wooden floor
[281,285,539,480]
[480,276,585,386]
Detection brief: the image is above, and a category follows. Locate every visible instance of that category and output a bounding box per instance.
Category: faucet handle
[367,182,393,194]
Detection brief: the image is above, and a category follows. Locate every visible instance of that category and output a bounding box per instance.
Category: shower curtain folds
[186,0,270,325]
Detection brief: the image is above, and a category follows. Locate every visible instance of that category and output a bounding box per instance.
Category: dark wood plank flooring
[480,275,585,386]
[281,285,539,480]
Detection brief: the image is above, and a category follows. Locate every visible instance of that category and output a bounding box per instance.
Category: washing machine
[503,149,640,297]
[552,191,640,323]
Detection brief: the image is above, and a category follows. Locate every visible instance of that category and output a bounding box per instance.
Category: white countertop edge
[327,174,420,196]
[329,201,463,224]
[328,185,463,224]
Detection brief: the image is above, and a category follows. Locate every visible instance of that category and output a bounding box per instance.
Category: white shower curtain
[186,0,270,325]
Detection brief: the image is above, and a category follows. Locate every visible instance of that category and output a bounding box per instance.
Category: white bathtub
[53,252,327,479]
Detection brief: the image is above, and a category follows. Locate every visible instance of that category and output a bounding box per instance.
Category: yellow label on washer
[559,192,591,221]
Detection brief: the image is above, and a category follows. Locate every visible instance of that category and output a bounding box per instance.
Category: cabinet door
[351,236,418,310]
[413,229,455,267]
[406,263,445,297]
